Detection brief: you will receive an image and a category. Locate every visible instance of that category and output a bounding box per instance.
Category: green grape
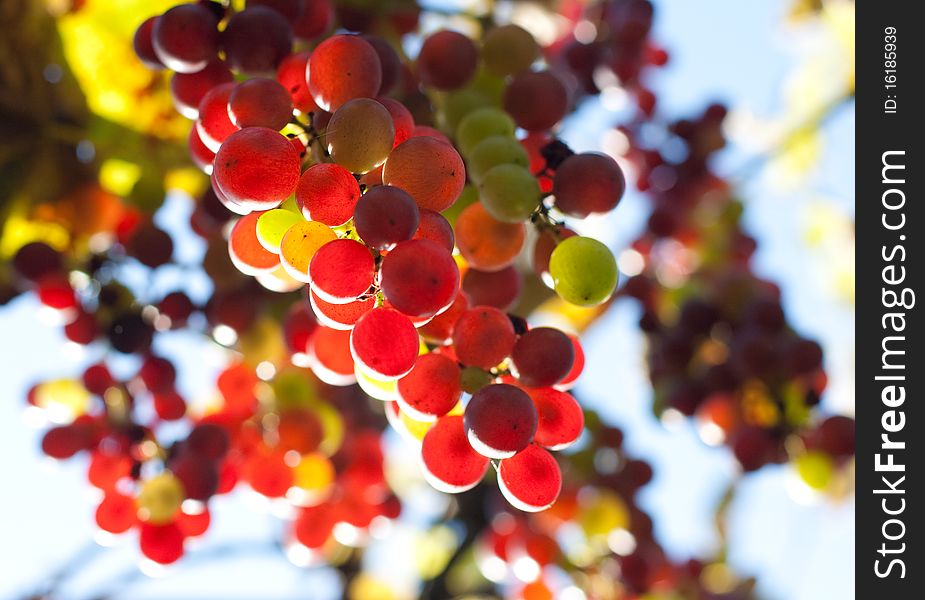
[795,451,834,490]
[256,208,304,254]
[440,183,479,227]
[469,67,506,104]
[441,89,492,133]
[549,236,618,306]
[478,164,540,223]
[460,366,493,394]
[482,24,539,77]
[468,135,530,182]
[456,107,516,156]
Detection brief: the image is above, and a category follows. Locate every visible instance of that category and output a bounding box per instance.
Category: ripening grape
[376,97,414,147]
[552,153,626,217]
[139,522,185,565]
[255,208,302,254]
[397,353,462,421]
[468,135,530,183]
[229,212,280,274]
[456,108,516,156]
[308,326,357,385]
[170,59,234,119]
[295,163,361,226]
[382,136,466,212]
[548,236,618,306]
[350,307,420,380]
[42,425,90,460]
[309,290,375,330]
[421,416,489,493]
[308,34,382,111]
[498,444,562,512]
[481,25,539,76]
[353,185,419,251]
[133,16,164,70]
[222,7,293,75]
[417,30,478,90]
[419,292,468,345]
[188,127,215,173]
[503,71,568,132]
[441,89,492,133]
[462,265,521,310]
[213,127,301,209]
[279,220,337,282]
[794,451,834,490]
[452,307,516,370]
[379,240,459,318]
[464,384,538,459]
[95,492,136,534]
[326,98,395,173]
[309,239,375,303]
[528,388,584,450]
[196,83,237,152]
[152,4,219,74]
[455,202,525,271]
[136,472,185,524]
[413,209,455,252]
[511,327,575,388]
[478,164,541,223]
[363,35,401,95]
[276,51,319,114]
[229,78,294,130]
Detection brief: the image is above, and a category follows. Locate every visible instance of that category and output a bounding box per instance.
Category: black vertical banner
[857,2,923,596]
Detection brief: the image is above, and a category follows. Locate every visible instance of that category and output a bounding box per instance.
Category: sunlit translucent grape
[455,202,525,271]
[255,208,302,253]
[213,127,301,209]
[308,34,382,111]
[441,89,491,133]
[462,265,521,310]
[382,136,466,212]
[277,409,323,454]
[133,16,164,70]
[421,416,489,493]
[188,127,215,174]
[355,363,399,401]
[379,239,459,318]
[396,353,461,421]
[87,450,131,491]
[417,30,478,90]
[211,172,250,215]
[478,164,541,223]
[242,449,293,497]
[279,220,337,282]
[548,236,618,306]
[456,108,516,156]
[353,185,419,250]
[176,508,211,538]
[498,444,562,512]
[222,7,293,75]
[377,97,414,146]
[350,307,420,380]
[309,290,375,330]
[520,132,554,192]
[295,163,360,226]
[503,71,569,132]
[795,451,834,490]
[419,292,468,345]
[136,472,184,524]
[292,452,335,500]
[95,492,136,534]
[413,209,455,252]
[511,327,575,388]
[229,212,280,274]
[153,390,186,420]
[465,383,537,459]
[468,135,530,183]
[553,153,626,217]
[556,334,585,390]
[309,239,375,303]
[139,522,185,565]
[276,51,320,115]
[527,388,584,450]
[152,4,218,73]
[195,83,237,153]
[170,59,234,119]
[481,24,538,76]
[363,35,401,95]
[307,326,357,385]
[452,307,516,370]
[326,98,395,173]
[229,78,294,130]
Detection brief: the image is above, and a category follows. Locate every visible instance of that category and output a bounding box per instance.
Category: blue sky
[0,1,854,598]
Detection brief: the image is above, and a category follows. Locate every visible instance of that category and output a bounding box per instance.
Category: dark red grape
[353,185,419,251]
[464,383,537,458]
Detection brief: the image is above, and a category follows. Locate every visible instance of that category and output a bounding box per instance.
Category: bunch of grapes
[611,104,855,485]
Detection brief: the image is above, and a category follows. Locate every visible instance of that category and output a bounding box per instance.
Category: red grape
[307,34,382,111]
[497,444,561,512]
[511,327,575,388]
[462,266,521,311]
[133,16,165,70]
[350,307,419,380]
[377,97,414,147]
[552,153,626,217]
[353,185,419,251]
[152,4,219,74]
[464,383,537,459]
[295,163,361,226]
[195,83,237,153]
[503,71,568,132]
[413,209,454,252]
[276,51,320,115]
[417,30,477,90]
[139,522,185,564]
[527,388,583,450]
[309,239,375,303]
[364,35,401,95]
[309,290,375,330]
[421,415,489,493]
[222,6,293,75]
[397,353,461,420]
[229,78,294,130]
[213,127,301,209]
[452,307,516,370]
[419,292,468,345]
[95,492,136,534]
[170,59,234,119]
[379,239,459,318]
[382,136,465,212]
